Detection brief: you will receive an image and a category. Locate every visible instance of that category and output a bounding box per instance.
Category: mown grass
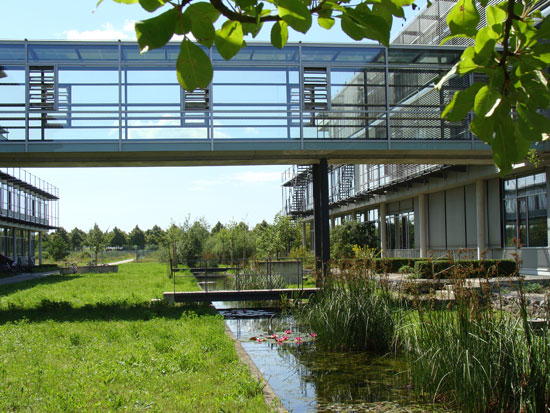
[0,263,270,412]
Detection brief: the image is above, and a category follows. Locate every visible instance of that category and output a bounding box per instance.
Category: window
[386,211,414,249]
[504,172,547,247]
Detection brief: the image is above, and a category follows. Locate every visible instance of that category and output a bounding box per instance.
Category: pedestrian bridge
[0,40,499,167]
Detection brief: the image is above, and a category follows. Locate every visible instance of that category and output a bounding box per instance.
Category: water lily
[282,335,289,341]
[285,329,292,334]
[268,334,278,339]
[257,338,264,343]
[310,333,317,338]
[295,337,302,343]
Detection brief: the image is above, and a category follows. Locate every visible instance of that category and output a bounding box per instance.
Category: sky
[2,1,424,233]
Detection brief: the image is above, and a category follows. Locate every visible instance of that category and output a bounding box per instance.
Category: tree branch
[209,0,281,23]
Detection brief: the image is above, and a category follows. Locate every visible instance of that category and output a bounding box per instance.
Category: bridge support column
[313,159,330,283]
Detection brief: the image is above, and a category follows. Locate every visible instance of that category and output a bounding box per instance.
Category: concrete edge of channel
[224,324,287,413]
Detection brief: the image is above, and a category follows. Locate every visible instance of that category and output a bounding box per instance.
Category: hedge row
[413,259,517,279]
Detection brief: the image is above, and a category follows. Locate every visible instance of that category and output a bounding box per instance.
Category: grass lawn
[0,262,270,412]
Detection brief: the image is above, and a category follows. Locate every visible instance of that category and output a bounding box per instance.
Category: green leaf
[182,2,219,47]
[317,8,335,29]
[457,46,481,74]
[135,8,177,53]
[446,0,479,38]
[474,26,499,55]
[277,0,312,34]
[139,0,166,12]
[474,85,501,118]
[340,6,390,46]
[183,2,220,24]
[215,20,244,60]
[532,43,550,64]
[271,21,288,49]
[486,5,506,27]
[177,39,213,91]
[192,17,216,47]
[441,82,484,122]
[242,22,263,37]
[318,16,335,29]
[517,104,550,139]
[469,113,494,144]
[111,0,139,3]
[536,16,550,39]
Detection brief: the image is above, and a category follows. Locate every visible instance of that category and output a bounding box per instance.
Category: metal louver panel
[303,67,329,111]
[28,66,58,112]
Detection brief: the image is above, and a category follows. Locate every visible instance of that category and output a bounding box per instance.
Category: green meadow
[0,263,270,412]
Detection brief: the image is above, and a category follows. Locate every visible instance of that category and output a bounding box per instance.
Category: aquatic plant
[408,255,550,411]
[229,269,286,290]
[298,261,400,352]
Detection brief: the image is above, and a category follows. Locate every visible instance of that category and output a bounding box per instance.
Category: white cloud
[64,21,136,41]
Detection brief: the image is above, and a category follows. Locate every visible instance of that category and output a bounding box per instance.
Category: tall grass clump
[229,269,287,290]
[299,260,400,352]
[408,256,550,411]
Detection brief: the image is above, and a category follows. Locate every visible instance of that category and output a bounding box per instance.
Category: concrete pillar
[418,193,428,258]
[476,179,487,259]
[351,212,357,221]
[379,203,387,258]
[12,228,17,262]
[28,231,32,265]
[331,216,336,229]
[38,232,43,265]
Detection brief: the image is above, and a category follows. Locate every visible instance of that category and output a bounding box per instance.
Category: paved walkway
[0,259,134,287]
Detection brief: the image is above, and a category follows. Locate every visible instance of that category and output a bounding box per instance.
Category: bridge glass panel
[0,44,25,62]
[0,41,477,146]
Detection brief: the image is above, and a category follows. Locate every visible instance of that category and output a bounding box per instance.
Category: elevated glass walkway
[0,40,498,166]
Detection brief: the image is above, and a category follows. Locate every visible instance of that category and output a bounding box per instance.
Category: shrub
[413,259,517,279]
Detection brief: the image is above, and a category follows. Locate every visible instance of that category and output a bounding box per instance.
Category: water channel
[198,277,436,412]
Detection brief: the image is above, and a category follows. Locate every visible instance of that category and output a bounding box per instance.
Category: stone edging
[223,324,287,413]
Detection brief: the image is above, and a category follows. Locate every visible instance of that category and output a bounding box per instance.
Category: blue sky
[2,1,423,232]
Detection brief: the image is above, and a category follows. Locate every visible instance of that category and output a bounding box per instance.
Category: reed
[298,260,400,352]
[408,256,550,411]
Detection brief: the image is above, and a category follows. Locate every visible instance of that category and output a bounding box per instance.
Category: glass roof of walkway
[0,40,502,167]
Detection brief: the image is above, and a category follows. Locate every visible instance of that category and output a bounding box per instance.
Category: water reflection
[198,275,439,412]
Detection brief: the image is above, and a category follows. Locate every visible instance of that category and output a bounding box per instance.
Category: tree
[330,220,377,259]
[128,225,146,249]
[103,0,549,174]
[87,223,107,264]
[109,226,128,248]
[46,230,70,261]
[145,225,165,249]
[69,227,86,251]
[436,0,550,174]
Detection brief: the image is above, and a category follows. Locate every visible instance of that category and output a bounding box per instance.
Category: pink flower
[285,329,292,334]
[310,333,317,338]
[282,335,289,341]
[257,338,264,343]
[268,334,278,339]
[295,337,302,343]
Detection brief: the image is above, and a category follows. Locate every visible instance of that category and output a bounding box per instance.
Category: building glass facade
[504,171,548,248]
